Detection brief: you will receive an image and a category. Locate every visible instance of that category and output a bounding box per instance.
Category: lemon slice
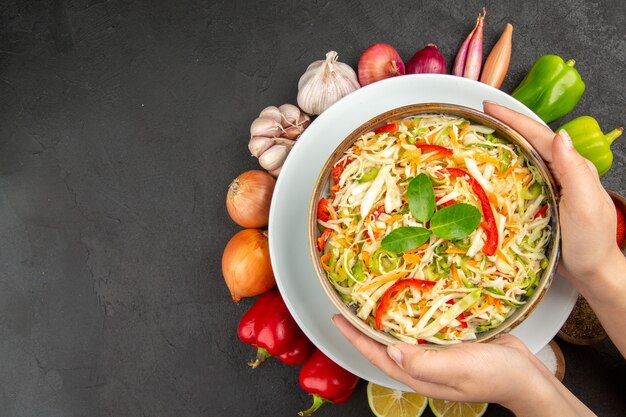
[428,398,488,417]
[367,382,428,417]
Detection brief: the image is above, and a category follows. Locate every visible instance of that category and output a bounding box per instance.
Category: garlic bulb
[248,104,311,176]
[297,51,360,115]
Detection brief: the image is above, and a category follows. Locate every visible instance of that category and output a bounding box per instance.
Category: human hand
[483,102,622,295]
[332,315,584,416]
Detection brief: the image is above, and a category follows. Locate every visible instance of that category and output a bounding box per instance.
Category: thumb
[551,129,601,199]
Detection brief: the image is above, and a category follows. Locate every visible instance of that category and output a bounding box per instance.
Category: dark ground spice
[558,295,607,344]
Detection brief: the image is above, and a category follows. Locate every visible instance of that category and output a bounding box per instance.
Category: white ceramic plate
[268,74,577,390]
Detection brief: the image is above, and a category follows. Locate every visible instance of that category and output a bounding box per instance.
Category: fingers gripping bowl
[309,104,560,347]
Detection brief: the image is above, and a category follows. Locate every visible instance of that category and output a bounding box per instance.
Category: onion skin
[222,229,276,302]
[358,43,405,86]
[406,44,447,74]
[227,170,275,228]
[480,23,513,88]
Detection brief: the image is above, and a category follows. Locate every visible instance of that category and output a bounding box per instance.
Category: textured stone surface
[0,0,624,416]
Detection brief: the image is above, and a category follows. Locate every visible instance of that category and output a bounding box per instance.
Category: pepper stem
[605,127,623,145]
[565,59,576,67]
[298,394,329,416]
[247,347,271,369]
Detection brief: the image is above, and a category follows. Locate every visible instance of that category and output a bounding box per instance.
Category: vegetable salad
[316,115,552,344]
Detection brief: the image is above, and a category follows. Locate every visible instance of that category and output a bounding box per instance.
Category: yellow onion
[226,170,275,228]
[222,229,275,302]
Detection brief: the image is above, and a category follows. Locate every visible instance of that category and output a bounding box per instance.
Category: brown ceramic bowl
[308,103,561,347]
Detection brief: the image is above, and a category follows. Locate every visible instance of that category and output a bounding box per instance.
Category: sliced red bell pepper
[238,290,313,368]
[442,168,498,256]
[374,123,397,135]
[370,205,386,221]
[331,165,344,185]
[415,144,453,156]
[317,198,331,222]
[436,195,458,208]
[375,279,436,330]
[298,348,359,416]
[533,204,549,220]
[457,313,468,329]
[317,228,332,252]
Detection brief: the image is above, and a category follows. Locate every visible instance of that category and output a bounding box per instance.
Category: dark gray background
[1,0,624,416]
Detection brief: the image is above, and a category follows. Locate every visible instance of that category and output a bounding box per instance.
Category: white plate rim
[268,74,577,390]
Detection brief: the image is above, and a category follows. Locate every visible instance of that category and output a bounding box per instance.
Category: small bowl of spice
[558,295,607,345]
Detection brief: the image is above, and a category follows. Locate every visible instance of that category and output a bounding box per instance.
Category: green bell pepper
[368,248,399,275]
[512,55,585,123]
[558,116,623,176]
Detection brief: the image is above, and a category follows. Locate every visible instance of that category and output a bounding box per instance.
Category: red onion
[406,44,447,74]
[357,43,405,86]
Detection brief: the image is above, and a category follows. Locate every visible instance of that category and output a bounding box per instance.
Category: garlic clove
[283,126,303,140]
[248,136,275,158]
[259,106,282,123]
[250,117,283,138]
[298,113,311,127]
[259,144,290,173]
[278,104,301,127]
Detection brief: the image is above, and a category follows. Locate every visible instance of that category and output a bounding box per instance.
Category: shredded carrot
[474,154,500,165]
[416,300,429,319]
[425,127,444,142]
[501,233,515,248]
[424,153,446,163]
[496,249,512,265]
[359,271,409,292]
[451,264,460,284]
[403,252,422,264]
[453,156,465,166]
[444,247,466,254]
[320,253,332,271]
[523,175,533,186]
[488,192,498,206]
[458,124,471,140]
[500,163,518,178]
[385,214,404,224]
[335,238,350,248]
[361,251,370,265]
[466,260,479,268]
[448,127,458,147]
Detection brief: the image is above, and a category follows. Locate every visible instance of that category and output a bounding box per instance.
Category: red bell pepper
[415,144,453,156]
[331,165,344,185]
[435,195,458,208]
[238,290,313,368]
[298,348,359,416]
[317,198,331,222]
[317,228,332,251]
[374,123,397,135]
[375,279,436,330]
[442,168,498,256]
[614,200,626,247]
[533,204,549,219]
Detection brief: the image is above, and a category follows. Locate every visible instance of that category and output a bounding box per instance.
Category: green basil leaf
[381,227,430,253]
[429,203,481,240]
[407,174,435,223]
